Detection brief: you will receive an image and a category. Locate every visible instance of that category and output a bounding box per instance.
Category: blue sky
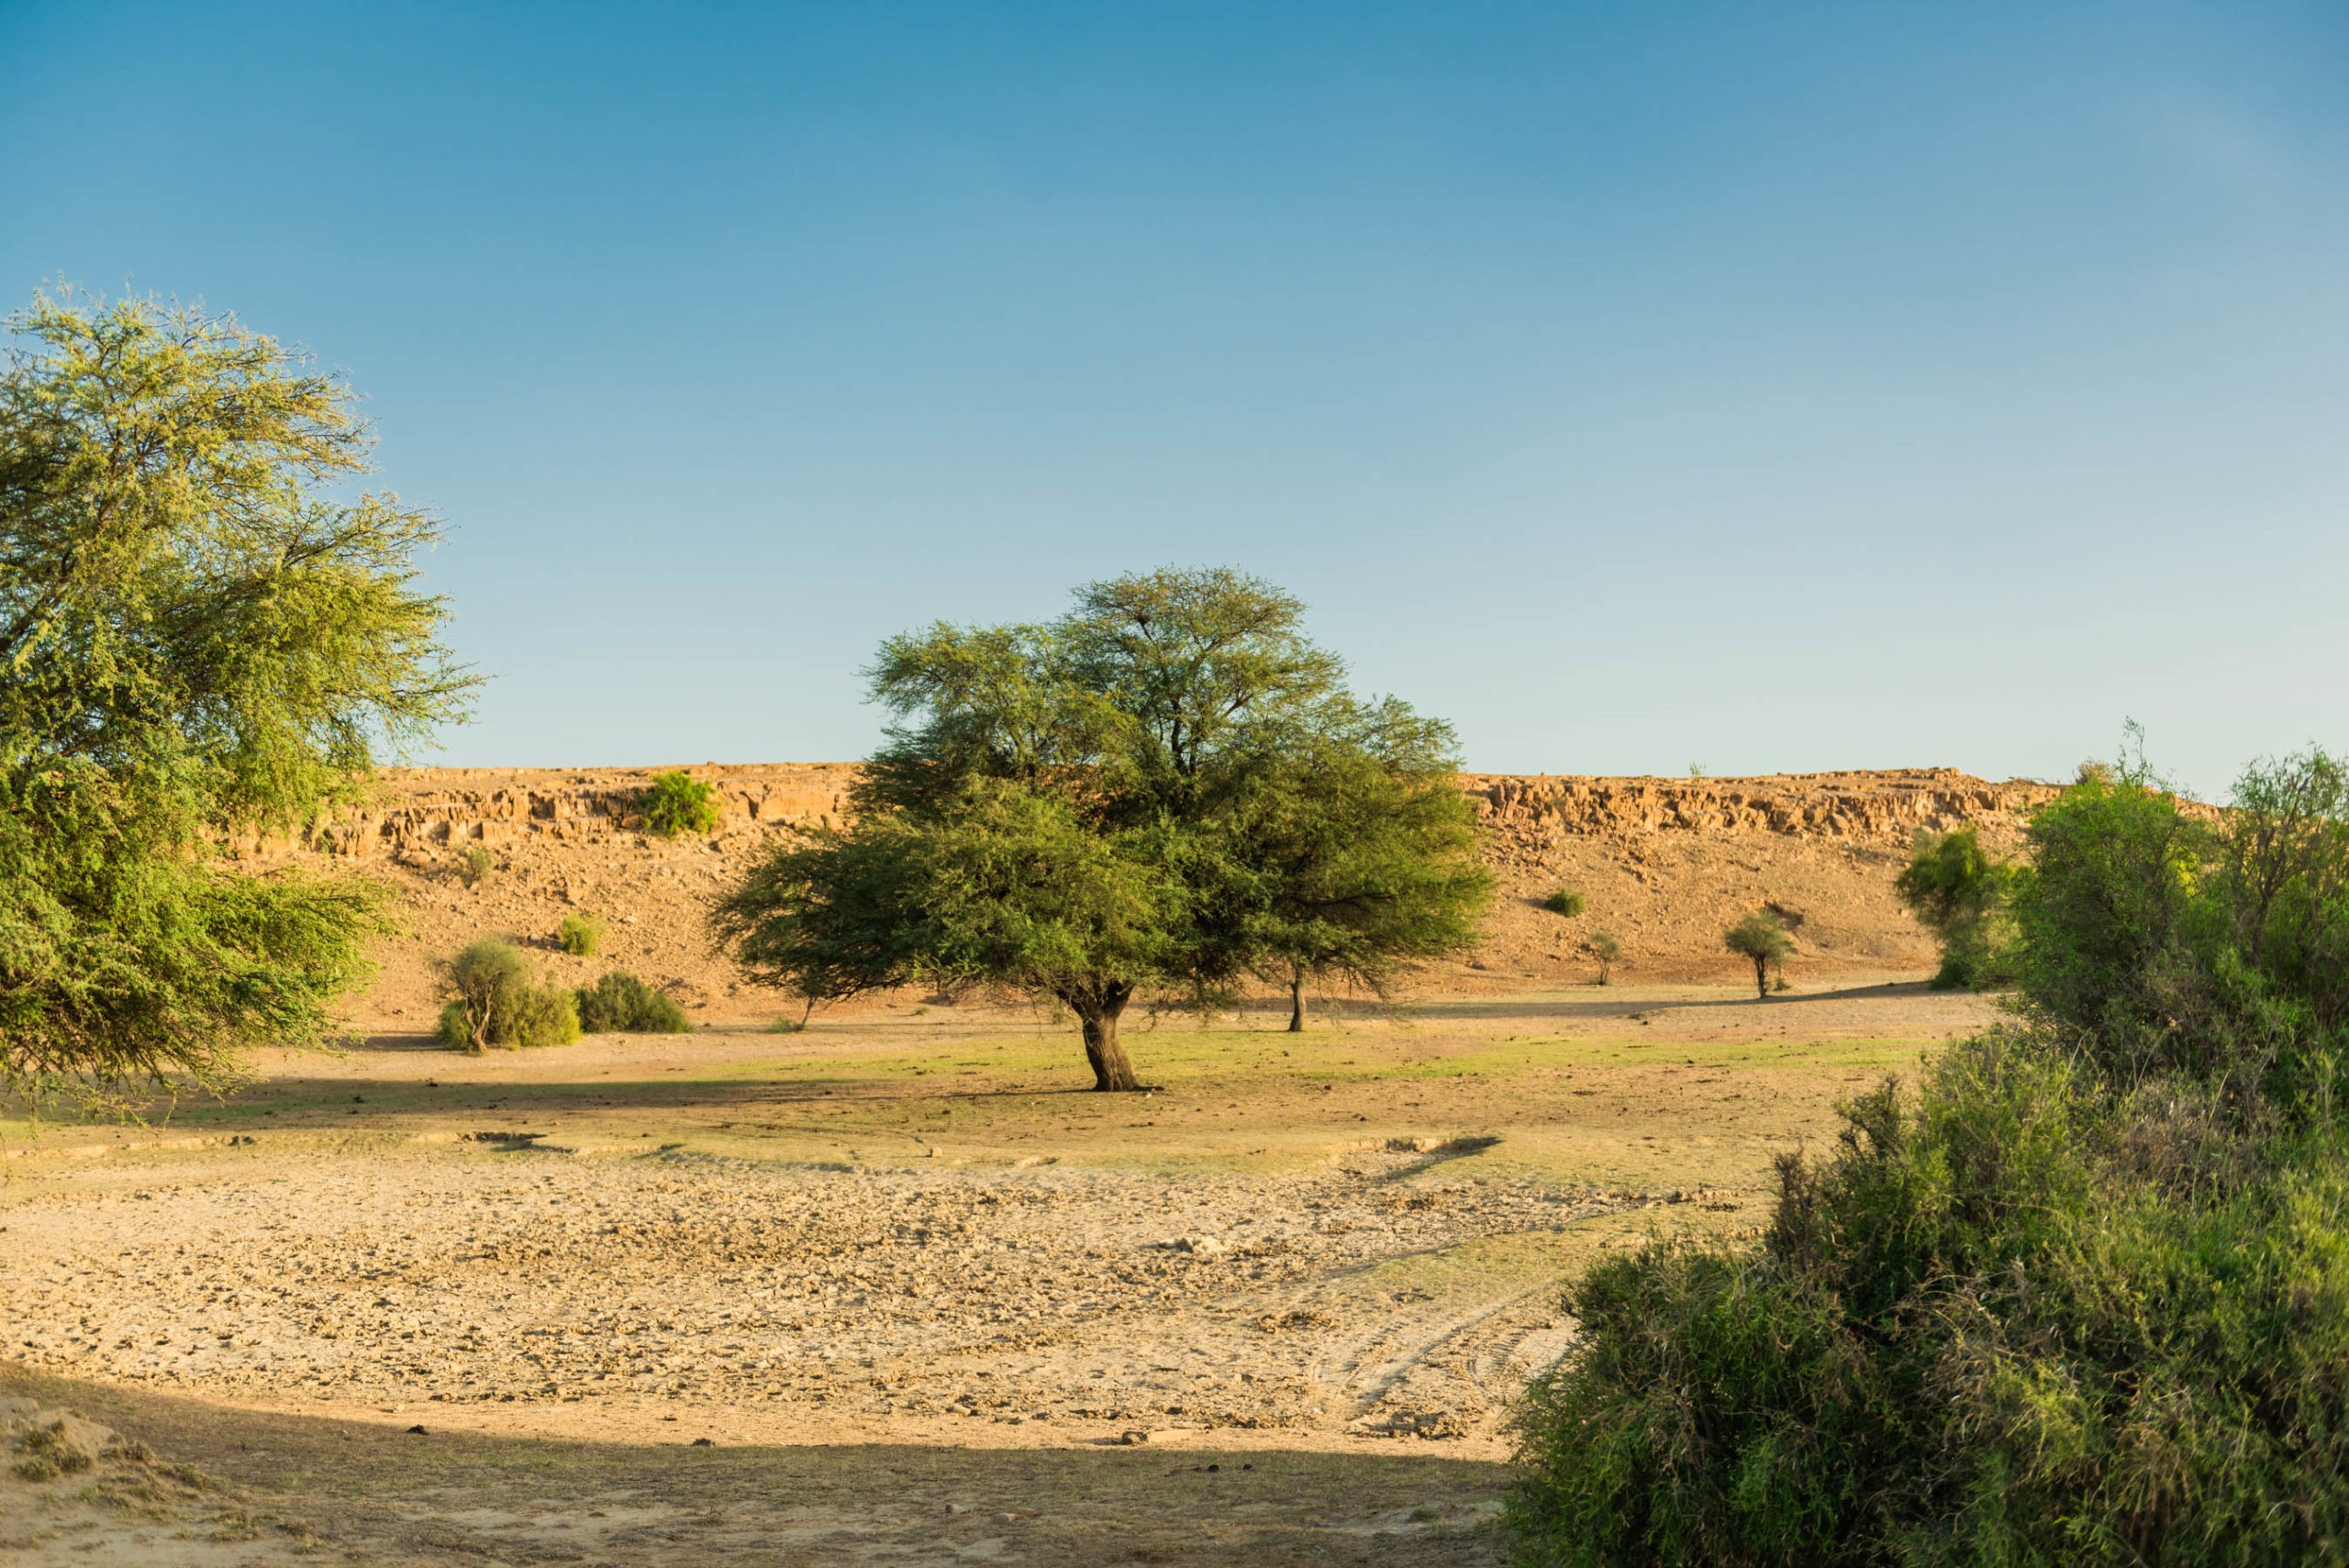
[6,2,2345,795]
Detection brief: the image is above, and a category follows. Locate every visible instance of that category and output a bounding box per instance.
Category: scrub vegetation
[1508,745,2349,1568]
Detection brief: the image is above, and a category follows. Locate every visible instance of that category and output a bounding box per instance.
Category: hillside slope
[274,765,2056,1031]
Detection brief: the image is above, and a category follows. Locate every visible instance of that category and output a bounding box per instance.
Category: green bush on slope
[1508,748,2349,1568]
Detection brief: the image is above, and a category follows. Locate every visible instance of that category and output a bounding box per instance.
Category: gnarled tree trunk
[1288,967,1307,1032]
[1069,982,1141,1091]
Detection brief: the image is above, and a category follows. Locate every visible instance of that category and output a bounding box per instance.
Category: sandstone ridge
[316,763,2054,864]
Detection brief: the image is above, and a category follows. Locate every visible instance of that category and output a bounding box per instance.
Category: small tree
[641,772,719,838]
[437,940,579,1050]
[713,568,1491,1088]
[1586,929,1622,984]
[1895,825,2016,989]
[440,940,527,1051]
[1236,708,1490,1031]
[1724,909,1793,998]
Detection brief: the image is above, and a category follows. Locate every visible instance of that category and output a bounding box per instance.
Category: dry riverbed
[2,982,1994,1563]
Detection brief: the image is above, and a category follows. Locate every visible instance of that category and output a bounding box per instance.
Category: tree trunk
[1288,968,1307,1032]
[1753,956,1769,999]
[1074,986,1141,1091]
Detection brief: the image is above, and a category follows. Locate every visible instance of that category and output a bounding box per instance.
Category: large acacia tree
[712,568,1491,1089]
[0,292,470,1098]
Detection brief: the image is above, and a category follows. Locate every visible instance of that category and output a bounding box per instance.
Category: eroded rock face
[1464,768,2062,848]
[286,764,2054,863]
[291,762,863,861]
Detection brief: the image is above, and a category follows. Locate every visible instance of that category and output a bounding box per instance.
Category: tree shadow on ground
[1,1367,1507,1566]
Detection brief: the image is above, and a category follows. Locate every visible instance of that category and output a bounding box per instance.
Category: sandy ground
[1,981,1998,1563]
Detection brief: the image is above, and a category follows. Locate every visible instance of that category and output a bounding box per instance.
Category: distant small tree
[1724,909,1794,999]
[1895,825,2016,989]
[456,844,495,887]
[1585,929,1622,984]
[641,772,719,838]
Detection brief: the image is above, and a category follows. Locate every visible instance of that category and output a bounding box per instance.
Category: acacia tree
[1723,908,1793,998]
[712,568,1491,1089]
[0,292,470,1098]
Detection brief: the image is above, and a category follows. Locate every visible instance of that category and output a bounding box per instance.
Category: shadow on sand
[1,1367,1507,1566]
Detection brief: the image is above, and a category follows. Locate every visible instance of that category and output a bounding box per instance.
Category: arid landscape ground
[3,767,2028,1563]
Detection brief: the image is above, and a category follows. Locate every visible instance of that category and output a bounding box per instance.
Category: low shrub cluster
[1509,747,2349,1567]
[435,940,580,1051]
[1542,887,1586,917]
[574,971,689,1034]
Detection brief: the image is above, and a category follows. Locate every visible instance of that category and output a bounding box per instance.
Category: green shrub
[766,1013,809,1034]
[1542,888,1586,917]
[455,843,495,886]
[555,911,605,957]
[437,939,578,1050]
[1585,929,1622,984]
[1508,747,2349,1568]
[641,772,719,838]
[574,971,689,1034]
[1895,825,2016,989]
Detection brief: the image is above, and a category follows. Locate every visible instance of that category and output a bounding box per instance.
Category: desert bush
[1508,746,2349,1568]
[555,911,605,956]
[1585,929,1622,984]
[641,771,720,838]
[437,940,579,1050]
[1723,909,1793,999]
[574,971,689,1034]
[1542,888,1586,917]
[455,843,495,887]
[1895,826,2016,989]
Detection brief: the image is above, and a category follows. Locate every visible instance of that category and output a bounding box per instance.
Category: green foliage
[1508,746,2349,1568]
[574,970,688,1034]
[1585,929,1622,984]
[713,568,1491,1090]
[455,843,495,887]
[1723,909,1794,999]
[1542,888,1586,917]
[555,911,604,957]
[436,940,577,1050]
[641,772,719,838]
[0,291,469,1099]
[1896,826,2016,989]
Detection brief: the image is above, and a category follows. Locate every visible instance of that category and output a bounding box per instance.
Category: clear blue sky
[7,2,2345,795]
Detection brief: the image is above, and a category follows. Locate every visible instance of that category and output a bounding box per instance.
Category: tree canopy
[712,568,1491,1089]
[0,291,470,1098]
